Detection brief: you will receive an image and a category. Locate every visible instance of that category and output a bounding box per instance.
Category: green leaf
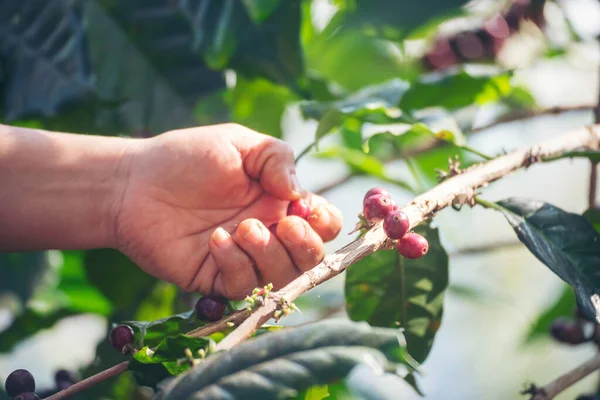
[524,284,575,343]
[242,0,281,23]
[584,208,600,234]
[345,224,448,364]
[491,198,600,322]
[399,71,513,111]
[302,79,409,121]
[296,384,330,400]
[121,310,197,349]
[0,252,49,303]
[85,249,156,314]
[154,320,418,400]
[315,109,343,146]
[337,0,470,41]
[0,0,94,121]
[130,334,211,387]
[225,77,298,138]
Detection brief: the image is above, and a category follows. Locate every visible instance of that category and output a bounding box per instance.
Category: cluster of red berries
[362,188,428,259]
[4,368,77,399]
[423,0,546,70]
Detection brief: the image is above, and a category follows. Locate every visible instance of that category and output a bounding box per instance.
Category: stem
[459,144,494,160]
[295,142,315,163]
[216,125,600,351]
[474,197,505,212]
[590,162,598,209]
[43,362,129,400]
[528,354,600,400]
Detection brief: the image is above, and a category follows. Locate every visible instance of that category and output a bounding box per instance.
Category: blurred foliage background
[1,0,599,398]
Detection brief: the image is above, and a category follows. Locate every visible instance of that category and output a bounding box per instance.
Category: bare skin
[0,123,342,299]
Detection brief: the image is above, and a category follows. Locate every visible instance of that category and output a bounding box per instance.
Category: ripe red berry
[287,199,311,220]
[5,369,35,397]
[397,232,429,259]
[363,187,390,203]
[13,393,40,400]
[268,223,278,236]
[55,369,78,389]
[550,318,587,345]
[363,194,394,223]
[383,210,410,239]
[195,296,227,322]
[109,325,134,353]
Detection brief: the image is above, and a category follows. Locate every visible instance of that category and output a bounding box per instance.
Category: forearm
[0,124,137,251]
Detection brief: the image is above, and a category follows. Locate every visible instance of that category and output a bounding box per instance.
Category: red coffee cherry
[363,187,390,203]
[195,296,227,322]
[550,318,587,345]
[287,199,311,220]
[109,325,134,353]
[363,194,394,223]
[5,370,35,397]
[397,233,429,259]
[383,210,410,240]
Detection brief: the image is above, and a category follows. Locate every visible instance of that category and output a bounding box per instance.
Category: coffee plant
[0,0,599,399]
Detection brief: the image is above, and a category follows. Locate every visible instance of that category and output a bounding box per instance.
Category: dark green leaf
[524,284,575,343]
[130,334,210,387]
[345,224,448,364]
[155,320,417,400]
[492,198,600,322]
[584,208,600,234]
[399,71,513,111]
[0,252,49,303]
[85,249,156,314]
[121,310,197,349]
[337,0,470,41]
[0,0,94,121]
[242,0,281,23]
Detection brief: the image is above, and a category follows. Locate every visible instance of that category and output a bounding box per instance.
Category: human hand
[116,124,343,299]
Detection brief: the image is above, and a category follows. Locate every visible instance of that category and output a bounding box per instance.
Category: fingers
[233,219,298,289]
[227,124,304,201]
[276,216,325,272]
[209,227,259,299]
[306,196,343,243]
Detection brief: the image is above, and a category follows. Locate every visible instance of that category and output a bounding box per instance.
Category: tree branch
[313,104,594,197]
[43,362,129,400]
[526,353,600,400]
[216,125,600,351]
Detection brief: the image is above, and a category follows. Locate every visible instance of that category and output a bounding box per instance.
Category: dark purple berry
[363,187,390,203]
[397,233,429,259]
[383,210,410,240]
[549,318,587,345]
[195,296,227,322]
[109,325,134,353]
[287,199,311,220]
[54,369,78,386]
[452,32,484,62]
[13,393,40,400]
[268,223,278,236]
[5,369,35,397]
[363,194,394,223]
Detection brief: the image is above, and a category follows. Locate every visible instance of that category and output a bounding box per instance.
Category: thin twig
[216,125,600,351]
[528,353,600,400]
[43,362,129,400]
[186,309,251,338]
[313,104,594,196]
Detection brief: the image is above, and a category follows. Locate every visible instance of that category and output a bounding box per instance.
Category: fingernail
[283,218,307,244]
[212,228,232,249]
[243,220,264,245]
[309,205,331,226]
[290,171,304,198]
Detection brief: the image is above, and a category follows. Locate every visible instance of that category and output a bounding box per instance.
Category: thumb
[229,125,304,201]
